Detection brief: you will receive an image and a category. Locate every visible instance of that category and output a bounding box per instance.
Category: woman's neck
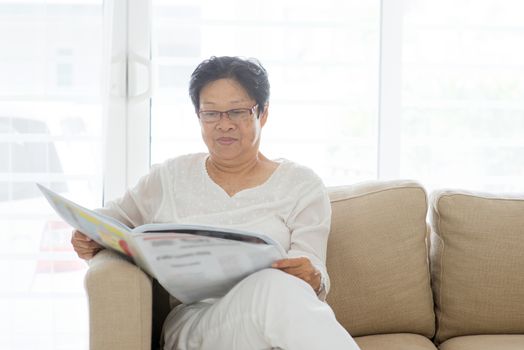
[207,153,265,178]
[205,152,279,197]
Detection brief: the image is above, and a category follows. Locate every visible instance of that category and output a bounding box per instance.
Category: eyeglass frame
[197,104,259,123]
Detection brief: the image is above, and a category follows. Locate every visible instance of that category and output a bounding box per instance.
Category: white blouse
[98,153,332,298]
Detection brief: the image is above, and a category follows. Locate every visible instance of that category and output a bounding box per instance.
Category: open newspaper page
[38,183,288,303]
[132,231,286,304]
[37,184,154,275]
[37,184,134,256]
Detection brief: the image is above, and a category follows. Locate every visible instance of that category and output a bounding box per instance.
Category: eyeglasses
[197,104,258,123]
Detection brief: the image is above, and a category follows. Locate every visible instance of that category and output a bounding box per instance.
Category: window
[146,0,524,192]
[150,0,381,185]
[2,1,523,348]
[400,0,524,191]
[0,2,104,349]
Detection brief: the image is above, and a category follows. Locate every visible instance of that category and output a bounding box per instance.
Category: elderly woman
[72,56,360,350]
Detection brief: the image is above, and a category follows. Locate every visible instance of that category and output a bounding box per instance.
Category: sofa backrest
[430,190,524,344]
[326,180,435,338]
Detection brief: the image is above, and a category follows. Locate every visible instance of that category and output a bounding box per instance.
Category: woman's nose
[216,114,236,130]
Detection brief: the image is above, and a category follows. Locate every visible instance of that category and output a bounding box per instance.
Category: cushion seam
[437,193,524,202]
[435,196,445,343]
[330,185,425,203]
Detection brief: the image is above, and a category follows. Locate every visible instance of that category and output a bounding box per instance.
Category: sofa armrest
[85,249,152,350]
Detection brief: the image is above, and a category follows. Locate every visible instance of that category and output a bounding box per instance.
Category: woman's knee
[245,268,302,288]
[235,268,314,304]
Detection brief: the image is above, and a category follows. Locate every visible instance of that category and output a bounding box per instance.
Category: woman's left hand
[272,257,321,293]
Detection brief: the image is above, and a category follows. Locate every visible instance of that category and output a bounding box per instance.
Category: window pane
[0,2,103,349]
[150,0,380,185]
[401,0,524,192]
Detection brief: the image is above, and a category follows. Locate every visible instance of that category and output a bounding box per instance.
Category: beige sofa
[85,180,524,350]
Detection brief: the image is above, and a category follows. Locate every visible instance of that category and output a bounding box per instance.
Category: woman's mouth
[217,137,237,145]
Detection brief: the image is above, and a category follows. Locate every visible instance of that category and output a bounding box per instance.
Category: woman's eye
[229,110,246,117]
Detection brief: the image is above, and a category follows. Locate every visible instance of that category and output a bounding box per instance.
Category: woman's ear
[259,104,269,127]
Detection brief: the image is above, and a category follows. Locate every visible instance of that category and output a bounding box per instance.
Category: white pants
[163,268,361,350]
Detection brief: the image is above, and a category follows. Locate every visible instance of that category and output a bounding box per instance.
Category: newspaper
[37,184,286,303]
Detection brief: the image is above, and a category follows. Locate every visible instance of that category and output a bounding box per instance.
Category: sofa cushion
[355,333,438,350]
[430,190,524,344]
[439,335,524,350]
[327,180,435,338]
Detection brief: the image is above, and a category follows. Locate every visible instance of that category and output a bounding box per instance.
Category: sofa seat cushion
[439,335,524,350]
[430,190,524,343]
[355,333,438,350]
[327,180,435,338]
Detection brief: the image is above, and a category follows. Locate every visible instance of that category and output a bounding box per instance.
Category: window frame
[117,0,524,195]
[103,0,152,203]
[119,0,402,192]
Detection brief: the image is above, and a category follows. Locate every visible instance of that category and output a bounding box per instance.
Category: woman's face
[198,78,267,164]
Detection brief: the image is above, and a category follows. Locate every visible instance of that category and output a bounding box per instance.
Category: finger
[279,263,319,279]
[75,247,92,259]
[73,231,92,241]
[72,234,96,246]
[76,247,95,257]
[78,251,95,260]
[73,237,101,251]
[74,241,100,250]
[281,270,310,283]
[76,246,102,260]
[272,257,309,269]
[72,237,102,253]
[279,267,316,282]
[275,261,313,274]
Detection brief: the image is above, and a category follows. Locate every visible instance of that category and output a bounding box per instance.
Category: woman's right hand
[71,230,104,260]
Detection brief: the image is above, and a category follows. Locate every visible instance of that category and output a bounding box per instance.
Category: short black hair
[189,56,270,115]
